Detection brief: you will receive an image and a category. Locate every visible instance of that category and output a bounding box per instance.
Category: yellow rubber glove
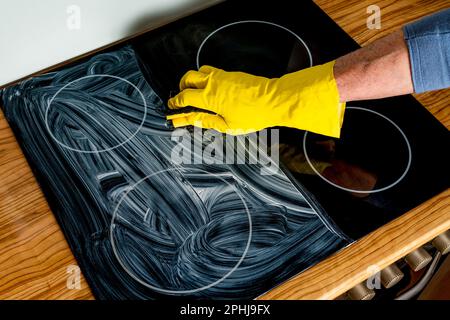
[167,61,346,138]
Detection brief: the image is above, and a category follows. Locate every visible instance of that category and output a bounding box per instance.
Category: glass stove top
[133,0,449,239]
[1,0,448,300]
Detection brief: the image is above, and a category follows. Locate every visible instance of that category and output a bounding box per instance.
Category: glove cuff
[288,60,346,138]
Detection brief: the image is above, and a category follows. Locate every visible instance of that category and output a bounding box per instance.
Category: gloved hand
[167,61,346,138]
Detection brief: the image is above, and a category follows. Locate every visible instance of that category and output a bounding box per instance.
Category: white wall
[0,0,220,86]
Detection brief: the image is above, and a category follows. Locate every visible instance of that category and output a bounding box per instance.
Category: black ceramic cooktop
[2,0,449,300]
[134,0,450,240]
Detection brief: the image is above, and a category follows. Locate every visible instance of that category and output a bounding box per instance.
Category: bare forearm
[334,30,414,102]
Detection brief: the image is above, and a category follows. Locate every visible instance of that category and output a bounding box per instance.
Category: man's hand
[167,62,346,138]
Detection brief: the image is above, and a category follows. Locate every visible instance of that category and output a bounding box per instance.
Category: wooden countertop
[0,0,448,299]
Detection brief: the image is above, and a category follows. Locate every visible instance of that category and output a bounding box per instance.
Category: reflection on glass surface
[302,107,411,194]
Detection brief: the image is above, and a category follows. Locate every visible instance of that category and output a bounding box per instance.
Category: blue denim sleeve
[403,8,450,93]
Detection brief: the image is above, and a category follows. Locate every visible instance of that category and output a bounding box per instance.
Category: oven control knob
[380,264,404,289]
[404,248,432,271]
[432,230,450,255]
[347,283,375,300]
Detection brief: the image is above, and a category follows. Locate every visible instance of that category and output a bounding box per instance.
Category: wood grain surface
[258,189,450,300]
[0,0,448,299]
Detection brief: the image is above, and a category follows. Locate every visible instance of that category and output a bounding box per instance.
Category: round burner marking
[196,20,313,70]
[45,74,147,154]
[110,168,252,295]
[303,107,412,194]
